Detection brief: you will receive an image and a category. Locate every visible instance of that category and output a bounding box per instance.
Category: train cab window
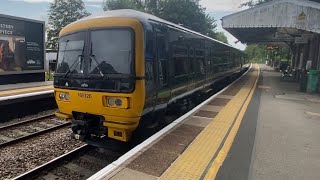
[89,29,133,75]
[56,32,85,74]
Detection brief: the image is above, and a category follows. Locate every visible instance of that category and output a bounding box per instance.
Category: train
[53,9,247,143]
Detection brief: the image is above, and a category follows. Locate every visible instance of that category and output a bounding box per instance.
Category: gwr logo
[78,93,92,99]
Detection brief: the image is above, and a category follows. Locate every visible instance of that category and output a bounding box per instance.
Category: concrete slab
[151,133,192,154]
[217,94,234,99]
[110,168,157,180]
[200,105,223,112]
[184,116,212,128]
[126,148,179,177]
[250,64,320,180]
[208,98,230,106]
[194,110,218,118]
[170,124,203,140]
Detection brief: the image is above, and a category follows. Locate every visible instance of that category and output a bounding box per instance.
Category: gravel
[72,158,102,172]
[0,109,57,128]
[0,128,85,179]
[50,166,85,180]
[0,130,24,139]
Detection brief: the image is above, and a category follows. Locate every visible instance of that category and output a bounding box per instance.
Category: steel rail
[0,114,71,148]
[13,144,91,180]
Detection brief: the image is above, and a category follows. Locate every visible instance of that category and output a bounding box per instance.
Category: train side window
[173,46,188,76]
[156,34,168,86]
[145,61,154,92]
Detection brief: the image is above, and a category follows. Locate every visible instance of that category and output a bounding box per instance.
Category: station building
[222,0,320,93]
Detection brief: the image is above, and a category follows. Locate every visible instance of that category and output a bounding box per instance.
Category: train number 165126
[78,93,92,99]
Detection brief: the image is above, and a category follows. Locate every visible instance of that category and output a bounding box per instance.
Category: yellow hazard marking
[204,65,260,180]
[0,85,53,97]
[160,64,259,180]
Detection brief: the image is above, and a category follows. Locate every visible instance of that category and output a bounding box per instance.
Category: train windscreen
[54,29,135,92]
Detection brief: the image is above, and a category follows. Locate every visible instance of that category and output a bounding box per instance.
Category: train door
[154,26,170,113]
[144,28,157,116]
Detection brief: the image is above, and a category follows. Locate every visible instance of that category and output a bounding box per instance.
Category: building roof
[222,0,320,44]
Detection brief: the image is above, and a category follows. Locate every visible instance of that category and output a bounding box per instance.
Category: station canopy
[222,0,320,45]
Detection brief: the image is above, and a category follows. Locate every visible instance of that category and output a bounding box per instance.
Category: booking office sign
[0,15,44,74]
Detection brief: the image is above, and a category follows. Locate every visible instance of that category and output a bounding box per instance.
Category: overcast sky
[1,0,248,49]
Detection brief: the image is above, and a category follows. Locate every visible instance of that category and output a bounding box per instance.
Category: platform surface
[0,81,53,92]
[90,64,320,180]
[0,81,53,103]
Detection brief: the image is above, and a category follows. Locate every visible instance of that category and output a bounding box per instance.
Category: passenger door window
[156,33,168,87]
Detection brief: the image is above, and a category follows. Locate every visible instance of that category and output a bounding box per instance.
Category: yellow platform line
[0,85,53,96]
[203,65,260,179]
[160,65,259,180]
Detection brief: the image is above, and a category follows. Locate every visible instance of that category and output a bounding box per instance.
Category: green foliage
[240,0,273,8]
[215,32,228,44]
[47,0,90,50]
[103,0,143,11]
[245,44,291,63]
[102,0,217,38]
[245,44,267,62]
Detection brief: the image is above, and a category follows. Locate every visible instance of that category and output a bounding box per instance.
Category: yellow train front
[54,10,245,143]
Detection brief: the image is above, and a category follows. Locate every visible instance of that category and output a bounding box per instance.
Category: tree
[215,32,228,44]
[102,0,217,38]
[241,0,273,8]
[103,0,143,11]
[245,44,268,62]
[156,0,217,37]
[47,0,90,50]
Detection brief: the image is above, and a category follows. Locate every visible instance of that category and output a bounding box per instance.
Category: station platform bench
[0,81,54,105]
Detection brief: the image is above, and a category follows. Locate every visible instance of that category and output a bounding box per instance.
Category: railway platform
[0,81,54,105]
[89,64,320,180]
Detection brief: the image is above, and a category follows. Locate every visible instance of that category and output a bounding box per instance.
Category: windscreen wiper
[90,55,104,77]
[64,43,85,78]
[89,42,104,77]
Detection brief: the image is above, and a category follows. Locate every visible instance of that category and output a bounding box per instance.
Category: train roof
[72,9,242,52]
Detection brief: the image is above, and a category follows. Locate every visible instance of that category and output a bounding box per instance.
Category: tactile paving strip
[160,66,258,180]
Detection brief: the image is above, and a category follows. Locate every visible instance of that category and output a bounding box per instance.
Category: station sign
[0,15,44,75]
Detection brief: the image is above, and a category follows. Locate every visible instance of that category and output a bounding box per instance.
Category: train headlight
[58,92,70,101]
[64,93,70,101]
[59,93,65,100]
[107,97,115,106]
[115,99,122,107]
[106,97,128,109]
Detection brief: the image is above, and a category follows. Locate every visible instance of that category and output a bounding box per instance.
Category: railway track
[0,114,70,147]
[14,144,123,180]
